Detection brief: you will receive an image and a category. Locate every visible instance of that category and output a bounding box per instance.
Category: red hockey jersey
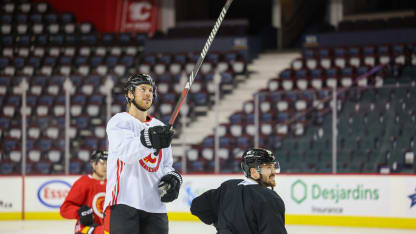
[60,175,106,233]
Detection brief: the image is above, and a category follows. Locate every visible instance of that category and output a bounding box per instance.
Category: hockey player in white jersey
[103,74,182,234]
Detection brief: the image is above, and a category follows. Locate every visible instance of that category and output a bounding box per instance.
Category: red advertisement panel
[116,0,159,34]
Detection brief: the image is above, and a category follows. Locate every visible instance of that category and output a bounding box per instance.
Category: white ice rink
[0,220,414,234]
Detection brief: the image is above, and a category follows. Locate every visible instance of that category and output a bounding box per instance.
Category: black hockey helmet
[124,73,157,103]
[241,148,279,177]
[90,150,108,163]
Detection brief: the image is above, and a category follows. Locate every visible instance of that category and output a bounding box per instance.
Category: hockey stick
[168,0,234,128]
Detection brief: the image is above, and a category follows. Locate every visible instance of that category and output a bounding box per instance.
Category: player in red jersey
[60,150,108,234]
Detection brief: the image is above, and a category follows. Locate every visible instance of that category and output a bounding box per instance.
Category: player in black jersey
[190,148,287,234]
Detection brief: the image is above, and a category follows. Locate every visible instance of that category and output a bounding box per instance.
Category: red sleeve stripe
[111,159,124,206]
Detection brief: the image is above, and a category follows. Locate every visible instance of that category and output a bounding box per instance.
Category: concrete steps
[172,51,300,148]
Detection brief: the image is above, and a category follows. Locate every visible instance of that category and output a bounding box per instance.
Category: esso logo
[37,180,71,208]
[129,2,151,21]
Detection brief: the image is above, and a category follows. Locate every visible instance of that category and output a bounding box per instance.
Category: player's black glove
[158,170,182,203]
[140,125,174,149]
[77,205,94,227]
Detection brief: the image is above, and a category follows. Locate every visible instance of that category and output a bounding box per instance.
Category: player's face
[132,84,153,111]
[92,159,107,179]
[259,162,277,187]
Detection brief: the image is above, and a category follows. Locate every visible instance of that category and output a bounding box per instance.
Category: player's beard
[260,174,276,187]
[132,97,152,111]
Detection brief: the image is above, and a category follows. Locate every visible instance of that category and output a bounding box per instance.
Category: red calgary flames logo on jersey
[92,192,106,218]
[139,151,162,172]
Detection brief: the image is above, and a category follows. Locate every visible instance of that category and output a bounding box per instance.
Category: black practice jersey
[190,178,287,234]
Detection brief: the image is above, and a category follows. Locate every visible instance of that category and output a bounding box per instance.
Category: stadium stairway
[172,51,299,154]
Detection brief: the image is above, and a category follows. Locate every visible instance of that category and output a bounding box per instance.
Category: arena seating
[184,43,416,174]
[0,0,247,174]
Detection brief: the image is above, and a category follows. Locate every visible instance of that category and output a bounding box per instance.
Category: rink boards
[0,174,415,229]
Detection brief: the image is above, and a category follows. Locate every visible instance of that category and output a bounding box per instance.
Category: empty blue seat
[60,13,74,24]
[334,48,346,57]
[14,57,26,68]
[0,76,10,86]
[32,75,48,86]
[357,66,369,75]
[160,54,171,64]
[220,136,233,147]
[0,117,11,129]
[143,55,156,65]
[27,95,38,106]
[280,69,292,79]
[16,14,28,24]
[17,35,31,46]
[105,56,118,67]
[36,161,51,174]
[295,69,308,79]
[74,56,87,66]
[29,14,42,23]
[0,57,9,69]
[207,53,219,63]
[26,138,35,151]
[34,34,48,45]
[161,93,176,103]
[81,34,97,45]
[44,13,58,23]
[57,117,65,128]
[90,94,104,104]
[120,55,134,66]
[225,52,237,62]
[173,161,182,172]
[75,116,89,129]
[236,136,250,148]
[69,160,82,174]
[0,162,14,175]
[221,72,233,84]
[49,34,64,45]
[59,56,72,65]
[39,138,52,152]
[36,117,49,128]
[202,136,214,147]
[85,75,101,86]
[119,33,131,43]
[1,35,13,46]
[102,33,115,44]
[43,56,57,66]
[72,94,87,105]
[86,137,99,149]
[4,138,18,151]
[246,113,254,124]
[39,95,54,105]
[1,15,12,24]
[90,56,103,67]
[278,112,289,123]
[192,92,208,105]
[230,112,244,124]
[191,160,204,172]
[7,95,21,106]
[28,57,41,68]
[174,54,186,63]
[65,34,77,44]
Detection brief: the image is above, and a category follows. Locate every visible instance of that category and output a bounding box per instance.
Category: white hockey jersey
[103,112,175,213]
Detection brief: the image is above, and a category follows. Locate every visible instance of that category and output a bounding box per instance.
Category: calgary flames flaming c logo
[139,151,162,172]
[92,192,106,218]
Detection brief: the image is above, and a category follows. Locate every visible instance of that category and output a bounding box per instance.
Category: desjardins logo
[291,179,379,204]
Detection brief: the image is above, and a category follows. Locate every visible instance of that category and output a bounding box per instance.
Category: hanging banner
[116,0,159,34]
